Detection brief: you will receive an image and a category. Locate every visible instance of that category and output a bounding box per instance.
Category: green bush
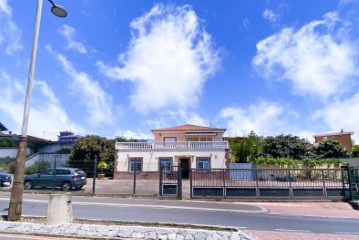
[55,148,71,154]
[25,160,49,175]
[8,161,16,174]
[302,158,344,168]
[253,156,300,168]
[351,145,359,157]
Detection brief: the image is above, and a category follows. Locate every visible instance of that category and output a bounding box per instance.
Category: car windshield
[41,169,54,175]
[74,169,85,175]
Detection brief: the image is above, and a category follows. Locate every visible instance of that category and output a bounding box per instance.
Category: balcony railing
[116,141,229,150]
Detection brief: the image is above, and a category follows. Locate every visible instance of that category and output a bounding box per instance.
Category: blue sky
[1,0,359,142]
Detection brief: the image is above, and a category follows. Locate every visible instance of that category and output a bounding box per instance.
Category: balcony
[115,141,229,150]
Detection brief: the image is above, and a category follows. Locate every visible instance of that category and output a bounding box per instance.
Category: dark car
[0,172,12,187]
[24,167,87,191]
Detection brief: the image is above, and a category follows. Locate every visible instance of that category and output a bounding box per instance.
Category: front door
[179,158,190,179]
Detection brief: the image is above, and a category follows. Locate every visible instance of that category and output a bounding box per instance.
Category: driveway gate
[190,168,350,200]
[159,166,182,199]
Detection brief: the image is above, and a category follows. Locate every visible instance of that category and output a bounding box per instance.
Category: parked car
[24,167,87,191]
[0,172,12,187]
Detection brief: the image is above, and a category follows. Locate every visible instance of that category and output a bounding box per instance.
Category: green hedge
[253,156,344,168]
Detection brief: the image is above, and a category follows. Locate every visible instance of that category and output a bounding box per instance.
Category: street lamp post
[8,0,67,221]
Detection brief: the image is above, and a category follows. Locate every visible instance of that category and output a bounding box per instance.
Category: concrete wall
[153,132,224,142]
[0,148,31,158]
[342,158,359,167]
[25,153,69,168]
[39,142,74,153]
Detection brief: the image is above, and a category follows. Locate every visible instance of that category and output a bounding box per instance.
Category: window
[164,137,176,147]
[129,158,143,172]
[159,158,172,172]
[197,157,210,170]
[55,169,68,175]
[41,169,53,175]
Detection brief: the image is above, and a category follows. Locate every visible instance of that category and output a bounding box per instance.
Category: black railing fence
[190,168,349,199]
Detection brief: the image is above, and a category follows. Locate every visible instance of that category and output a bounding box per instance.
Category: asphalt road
[0,193,359,235]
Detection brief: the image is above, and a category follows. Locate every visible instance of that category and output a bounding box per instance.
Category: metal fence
[190,168,350,199]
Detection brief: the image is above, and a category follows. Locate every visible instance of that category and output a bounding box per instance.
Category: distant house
[313,130,354,151]
[114,124,229,180]
[58,131,81,142]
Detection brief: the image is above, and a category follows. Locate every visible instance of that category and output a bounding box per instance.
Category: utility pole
[8,0,67,221]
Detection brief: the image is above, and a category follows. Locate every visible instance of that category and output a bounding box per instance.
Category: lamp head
[51,5,67,17]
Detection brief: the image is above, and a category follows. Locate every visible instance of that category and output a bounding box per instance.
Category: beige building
[313,130,354,151]
[114,124,229,180]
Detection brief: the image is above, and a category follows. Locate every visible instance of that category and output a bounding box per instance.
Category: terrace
[115,141,229,150]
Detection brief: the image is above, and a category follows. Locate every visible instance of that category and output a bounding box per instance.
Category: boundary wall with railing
[190,168,350,200]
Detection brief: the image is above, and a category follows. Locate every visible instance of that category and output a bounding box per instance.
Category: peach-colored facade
[114,124,229,180]
[313,131,354,150]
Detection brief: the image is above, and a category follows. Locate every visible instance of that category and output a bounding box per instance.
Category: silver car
[24,167,87,191]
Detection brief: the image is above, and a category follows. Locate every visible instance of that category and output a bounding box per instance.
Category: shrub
[55,148,71,154]
[8,162,16,174]
[97,161,108,173]
[351,145,359,157]
[253,156,300,168]
[25,161,50,175]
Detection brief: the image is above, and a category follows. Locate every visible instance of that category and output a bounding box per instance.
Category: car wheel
[75,185,83,190]
[61,182,72,191]
[24,181,34,190]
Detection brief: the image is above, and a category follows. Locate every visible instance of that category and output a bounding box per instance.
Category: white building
[114,124,229,180]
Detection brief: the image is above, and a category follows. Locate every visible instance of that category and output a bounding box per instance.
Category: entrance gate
[349,167,359,200]
[159,166,182,199]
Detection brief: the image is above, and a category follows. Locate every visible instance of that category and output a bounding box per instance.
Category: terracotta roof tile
[151,124,226,132]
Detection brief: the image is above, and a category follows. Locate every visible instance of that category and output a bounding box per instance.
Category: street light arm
[47,0,55,7]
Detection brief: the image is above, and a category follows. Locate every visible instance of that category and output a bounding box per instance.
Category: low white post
[46,193,73,225]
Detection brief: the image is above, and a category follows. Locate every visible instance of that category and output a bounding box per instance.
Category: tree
[229,131,263,163]
[0,121,8,132]
[67,135,115,176]
[315,140,350,158]
[352,145,359,157]
[262,134,313,160]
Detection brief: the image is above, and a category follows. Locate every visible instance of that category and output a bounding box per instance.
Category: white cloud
[0,0,23,55]
[263,9,278,23]
[145,110,207,130]
[0,70,84,140]
[112,130,152,140]
[312,93,359,143]
[0,0,11,15]
[97,4,220,114]
[58,24,88,54]
[46,45,115,126]
[253,12,358,101]
[219,100,294,137]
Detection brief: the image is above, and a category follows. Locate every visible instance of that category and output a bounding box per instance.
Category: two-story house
[313,130,354,151]
[114,124,229,180]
